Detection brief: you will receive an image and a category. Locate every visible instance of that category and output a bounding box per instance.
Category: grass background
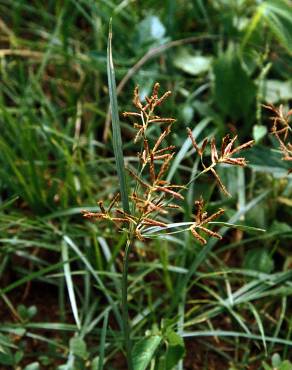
[0,0,291,369]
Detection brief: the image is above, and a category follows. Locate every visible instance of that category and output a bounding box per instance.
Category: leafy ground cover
[0,1,291,369]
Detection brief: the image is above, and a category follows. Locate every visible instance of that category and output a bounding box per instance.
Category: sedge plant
[83,81,255,367]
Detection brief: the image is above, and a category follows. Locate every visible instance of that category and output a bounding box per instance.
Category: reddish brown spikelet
[187,128,207,157]
[123,112,141,117]
[210,168,230,196]
[190,227,207,245]
[98,200,106,213]
[199,226,222,239]
[156,91,172,106]
[201,208,225,225]
[108,193,120,212]
[155,186,184,200]
[148,118,176,123]
[82,210,104,219]
[211,138,219,163]
[229,139,254,155]
[142,218,167,227]
[189,197,224,245]
[133,86,143,110]
[156,153,174,180]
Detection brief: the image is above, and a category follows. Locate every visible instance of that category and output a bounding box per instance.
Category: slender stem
[122,236,133,370]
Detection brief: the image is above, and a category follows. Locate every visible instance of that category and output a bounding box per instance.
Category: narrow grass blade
[98,311,109,370]
[98,236,120,293]
[1,258,77,294]
[61,241,81,330]
[63,235,123,330]
[248,303,267,355]
[171,191,270,309]
[107,20,130,213]
[181,330,292,347]
[0,195,19,211]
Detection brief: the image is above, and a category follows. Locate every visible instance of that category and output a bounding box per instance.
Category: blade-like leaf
[107,20,130,213]
[132,335,162,370]
[98,311,109,370]
[61,241,81,330]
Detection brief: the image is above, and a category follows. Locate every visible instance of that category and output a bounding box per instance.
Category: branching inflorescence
[264,104,292,170]
[83,83,255,245]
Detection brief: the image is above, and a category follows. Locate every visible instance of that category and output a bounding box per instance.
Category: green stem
[122,237,133,370]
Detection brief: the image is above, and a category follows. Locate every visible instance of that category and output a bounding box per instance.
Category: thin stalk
[122,236,133,370]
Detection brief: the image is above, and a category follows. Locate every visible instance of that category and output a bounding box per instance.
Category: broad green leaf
[15,350,24,364]
[165,331,185,370]
[262,362,272,370]
[133,335,162,370]
[246,145,291,177]
[264,80,292,103]
[180,105,194,124]
[69,336,88,360]
[92,357,100,370]
[173,49,212,75]
[253,125,267,142]
[0,348,14,366]
[136,15,166,46]
[279,361,292,370]
[243,248,274,273]
[270,221,291,234]
[213,47,256,121]
[24,363,40,370]
[272,353,282,368]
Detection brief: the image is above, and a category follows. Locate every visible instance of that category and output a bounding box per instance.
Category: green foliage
[243,0,292,53]
[163,330,185,370]
[243,248,274,273]
[263,353,292,370]
[69,336,89,360]
[132,335,162,370]
[173,49,212,76]
[213,47,256,122]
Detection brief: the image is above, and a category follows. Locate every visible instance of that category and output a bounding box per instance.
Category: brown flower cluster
[264,104,292,169]
[189,197,224,245]
[83,83,254,246]
[187,129,254,195]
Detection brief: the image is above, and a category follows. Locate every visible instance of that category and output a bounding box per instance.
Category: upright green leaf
[132,335,162,370]
[98,311,109,370]
[107,20,130,213]
[242,0,292,54]
[69,336,88,360]
[264,0,292,54]
[61,241,81,330]
[165,330,185,370]
[213,47,256,121]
